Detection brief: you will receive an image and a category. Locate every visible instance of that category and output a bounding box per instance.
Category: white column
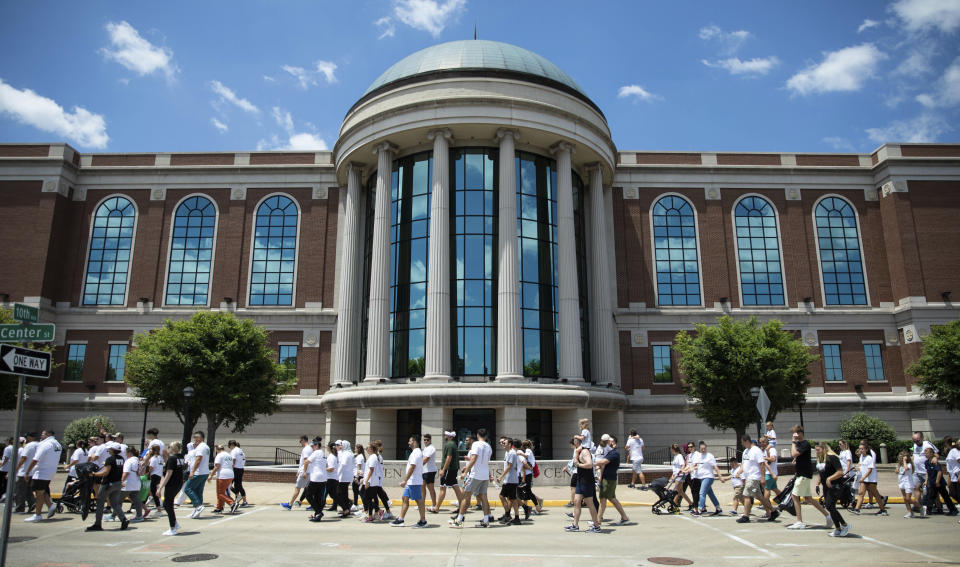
[364,142,397,383]
[495,129,524,382]
[587,164,617,386]
[333,163,363,385]
[424,129,453,381]
[551,141,584,382]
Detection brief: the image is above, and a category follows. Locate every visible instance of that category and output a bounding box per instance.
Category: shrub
[839,413,898,449]
[64,414,116,448]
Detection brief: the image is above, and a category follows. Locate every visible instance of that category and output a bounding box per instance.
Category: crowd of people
[1,419,957,538]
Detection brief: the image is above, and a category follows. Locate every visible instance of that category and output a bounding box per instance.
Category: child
[765,422,777,448]
[896,451,916,518]
[727,458,744,516]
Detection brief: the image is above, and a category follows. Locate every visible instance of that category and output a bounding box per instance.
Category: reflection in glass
[166,196,216,305]
[734,196,784,306]
[815,197,867,305]
[250,195,298,306]
[653,195,701,306]
[83,196,136,305]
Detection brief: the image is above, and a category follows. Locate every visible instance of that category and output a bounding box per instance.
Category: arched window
[652,195,701,306]
[249,195,298,306]
[165,196,217,306]
[734,196,785,305]
[814,197,867,305]
[83,196,136,305]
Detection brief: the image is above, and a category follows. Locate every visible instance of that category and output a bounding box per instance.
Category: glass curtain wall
[451,149,497,377]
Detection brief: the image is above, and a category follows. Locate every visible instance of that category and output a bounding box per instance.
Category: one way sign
[0,344,51,379]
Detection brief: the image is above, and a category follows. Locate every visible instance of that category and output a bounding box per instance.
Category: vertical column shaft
[495,129,523,381]
[333,163,363,384]
[364,142,397,382]
[424,129,453,380]
[587,165,617,385]
[552,142,584,382]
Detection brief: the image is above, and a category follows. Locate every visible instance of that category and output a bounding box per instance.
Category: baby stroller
[650,476,680,515]
[818,474,855,509]
[54,461,98,519]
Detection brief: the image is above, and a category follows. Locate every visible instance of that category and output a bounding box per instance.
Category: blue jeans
[698,477,720,510]
[183,474,208,507]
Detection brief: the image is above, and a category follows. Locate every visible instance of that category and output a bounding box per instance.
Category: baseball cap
[600,433,611,441]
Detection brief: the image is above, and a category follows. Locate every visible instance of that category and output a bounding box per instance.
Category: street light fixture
[182,386,195,450]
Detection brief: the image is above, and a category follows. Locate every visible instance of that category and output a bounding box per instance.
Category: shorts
[464,477,488,494]
[764,474,778,491]
[575,477,596,499]
[791,476,813,498]
[898,481,914,494]
[295,475,310,489]
[631,461,643,473]
[743,479,764,499]
[30,479,50,494]
[600,479,617,500]
[500,483,518,499]
[569,472,578,488]
[422,471,436,485]
[440,468,458,487]
[402,484,423,501]
[733,485,744,499]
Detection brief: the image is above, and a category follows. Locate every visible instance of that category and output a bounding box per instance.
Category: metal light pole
[139,397,149,456]
[181,386,195,451]
[0,375,26,567]
[749,386,761,441]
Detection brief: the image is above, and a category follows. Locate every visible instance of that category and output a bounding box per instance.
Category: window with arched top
[652,195,701,306]
[249,195,298,306]
[83,196,136,305]
[734,196,785,306]
[165,196,217,306]
[814,196,867,305]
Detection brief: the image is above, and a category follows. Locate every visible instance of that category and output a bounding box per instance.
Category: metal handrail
[274,447,300,465]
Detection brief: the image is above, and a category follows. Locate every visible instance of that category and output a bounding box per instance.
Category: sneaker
[640,485,649,491]
[162,527,179,536]
[361,516,374,523]
[195,505,204,517]
[510,517,521,525]
[475,520,489,528]
[628,483,635,488]
[413,520,428,529]
[736,516,750,523]
[729,510,739,516]
[904,513,914,519]
[212,509,224,515]
[240,502,250,508]
[523,505,531,520]
[473,504,482,511]
[390,518,405,527]
[24,514,42,522]
[828,529,840,537]
[120,518,129,530]
[305,506,314,511]
[921,506,927,517]
[850,509,861,515]
[875,510,888,516]
[46,507,57,519]
[143,509,151,519]
[691,510,701,518]
[566,512,575,519]
[230,501,241,514]
[769,510,780,522]
[947,510,959,517]
[711,509,722,516]
[105,514,116,522]
[825,517,834,529]
[379,510,386,521]
[85,524,103,532]
[308,515,323,522]
[564,502,574,508]
[382,511,393,520]
[564,524,579,532]
[787,522,806,529]
[129,517,144,523]
[294,501,301,507]
[280,503,292,510]
[881,496,889,508]
[609,519,629,526]
[839,523,851,537]
[586,524,602,533]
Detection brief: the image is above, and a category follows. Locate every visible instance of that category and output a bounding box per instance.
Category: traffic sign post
[0,375,25,567]
[755,386,771,442]
[12,303,38,324]
[0,324,55,343]
[0,345,51,379]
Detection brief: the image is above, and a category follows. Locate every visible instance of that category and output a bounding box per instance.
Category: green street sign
[0,323,55,343]
[12,303,38,323]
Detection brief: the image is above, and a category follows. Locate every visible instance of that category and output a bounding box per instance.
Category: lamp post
[181,386,195,450]
[749,386,761,441]
[139,397,149,456]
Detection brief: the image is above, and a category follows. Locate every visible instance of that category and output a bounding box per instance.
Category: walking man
[737,435,779,524]
[421,433,439,511]
[282,435,311,510]
[24,430,61,522]
[566,436,602,533]
[432,431,462,513]
[595,435,629,525]
[303,437,327,522]
[450,428,493,528]
[625,429,646,489]
[496,437,521,525]
[392,435,427,528]
[912,432,937,511]
[14,433,37,514]
[183,431,211,519]
[786,425,832,530]
[86,442,128,531]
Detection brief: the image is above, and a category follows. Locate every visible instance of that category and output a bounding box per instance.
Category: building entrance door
[452,408,495,459]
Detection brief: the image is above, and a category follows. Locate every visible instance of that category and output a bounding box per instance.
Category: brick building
[1,40,958,459]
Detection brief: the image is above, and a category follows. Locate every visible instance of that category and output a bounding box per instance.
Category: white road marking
[860,534,948,562]
[675,514,779,558]
[208,506,268,526]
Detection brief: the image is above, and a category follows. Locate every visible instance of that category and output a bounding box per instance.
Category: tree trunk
[735,426,746,459]
[206,413,219,451]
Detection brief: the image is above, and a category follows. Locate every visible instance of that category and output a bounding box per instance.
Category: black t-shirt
[602,449,621,480]
[104,454,124,483]
[794,440,813,478]
[164,453,186,488]
[819,454,841,485]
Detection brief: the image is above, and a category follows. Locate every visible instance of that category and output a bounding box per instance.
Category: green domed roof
[363,40,586,97]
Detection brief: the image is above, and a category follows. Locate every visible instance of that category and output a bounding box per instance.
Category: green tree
[124,311,296,449]
[674,316,818,450]
[907,318,960,412]
[839,412,897,448]
[64,414,117,448]
[0,307,58,410]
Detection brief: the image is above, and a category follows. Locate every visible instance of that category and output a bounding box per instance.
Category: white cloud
[914,57,960,107]
[281,61,337,89]
[393,0,466,37]
[822,136,856,152]
[257,106,328,151]
[893,50,934,77]
[916,93,936,107]
[100,21,177,80]
[282,65,312,89]
[866,113,950,143]
[209,80,259,114]
[314,61,337,83]
[263,75,276,82]
[786,43,886,95]
[0,78,108,148]
[698,25,751,55]
[857,19,880,33]
[375,16,396,39]
[617,84,661,102]
[117,78,130,86]
[210,117,228,133]
[702,56,780,76]
[891,0,960,33]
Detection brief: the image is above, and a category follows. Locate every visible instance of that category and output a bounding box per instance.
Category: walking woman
[325,441,340,512]
[362,442,388,522]
[157,441,186,536]
[896,450,917,518]
[944,436,959,507]
[521,439,542,515]
[145,444,164,516]
[373,440,392,518]
[303,437,327,522]
[228,440,247,507]
[121,446,145,522]
[815,441,850,537]
[207,444,238,514]
[353,442,365,510]
[837,440,854,507]
[852,440,887,515]
[693,441,724,516]
[669,443,693,508]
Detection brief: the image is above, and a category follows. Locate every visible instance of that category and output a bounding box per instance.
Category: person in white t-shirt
[174,441,195,506]
[759,436,780,500]
[303,437,328,522]
[912,431,937,509]
[852,440,887,515]
[450,428,493,528]
[945,436,960,506]
[144,444,164,515]
[0,437,14,501]
[228,440,247,507]
[392,435,427,528]
[737,435,779,524]
[207,444,238,514]
[184,431,211,519]
[421,433,438,511]
[67,441,88,483]
[24,431,62,522]
[685,446,703,510]
[765,422,778,448]
[727,458,745,516]
[120,446,145,522]
[361,442,388,523]
[520,439,542,515]
[575,418,593,451]
[625,430,646,489]
[353,443,365,511]
[145,428,166,459]
[283,435,312,510]
[15,433,38,514]
[336,440,355,517]
[496,437,521,525]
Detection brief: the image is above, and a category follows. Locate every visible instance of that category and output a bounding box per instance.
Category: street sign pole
[0,374,26,567]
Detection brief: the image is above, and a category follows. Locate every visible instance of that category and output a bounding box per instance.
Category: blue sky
[1,0,958,154]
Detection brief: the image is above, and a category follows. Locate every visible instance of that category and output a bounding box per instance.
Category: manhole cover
[647,559,693,566]
[8,536,36,544]
[172,554,219,563]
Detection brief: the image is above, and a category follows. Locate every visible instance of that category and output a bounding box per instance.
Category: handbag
[533,463,540,478]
